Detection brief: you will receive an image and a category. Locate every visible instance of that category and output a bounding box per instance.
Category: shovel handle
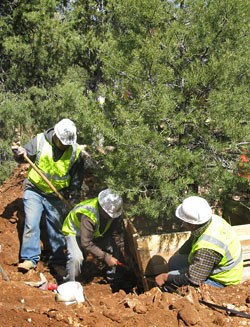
[23,153,73,211]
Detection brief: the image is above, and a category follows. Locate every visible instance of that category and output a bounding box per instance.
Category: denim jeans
[21,188,68,266]
[64,234,124,283]
[167,254,224,288]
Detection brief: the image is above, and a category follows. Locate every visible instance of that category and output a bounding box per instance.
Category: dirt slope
[0,164,249,327]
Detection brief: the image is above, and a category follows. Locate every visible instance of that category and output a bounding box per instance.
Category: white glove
[11,145,26,157]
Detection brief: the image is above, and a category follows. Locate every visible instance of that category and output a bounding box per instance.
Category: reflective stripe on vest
[62,198,113,238]
[188,215,243,285]
[28,133,80,193]
[198,234,243,274]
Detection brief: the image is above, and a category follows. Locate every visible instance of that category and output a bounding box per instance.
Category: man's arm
[187,248,222,285]
[156,248,222,287]
[80,214,110,262]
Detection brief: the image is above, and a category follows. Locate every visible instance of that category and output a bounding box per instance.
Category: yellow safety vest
[62,198,112,238]
[188,215,243,285]
[28,133,81,193]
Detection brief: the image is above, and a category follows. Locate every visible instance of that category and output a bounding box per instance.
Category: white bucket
[56,281,85,304]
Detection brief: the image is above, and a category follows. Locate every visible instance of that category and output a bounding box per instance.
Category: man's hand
[104,254,119,267]
[11,144,26,157]
[155,273,169,287]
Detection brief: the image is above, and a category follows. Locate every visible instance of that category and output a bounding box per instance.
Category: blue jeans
[21,188,68,266]
[167,254,224,288]
[64,235,124,283]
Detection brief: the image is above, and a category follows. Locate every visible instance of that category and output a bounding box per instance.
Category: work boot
[18,260,36,272]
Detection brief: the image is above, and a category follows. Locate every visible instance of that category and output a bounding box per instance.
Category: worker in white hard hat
[11,119,84,280]
[155,196,243,289]
[62,189,128,291]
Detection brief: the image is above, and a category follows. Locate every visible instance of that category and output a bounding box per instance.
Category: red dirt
[0,164,249,327]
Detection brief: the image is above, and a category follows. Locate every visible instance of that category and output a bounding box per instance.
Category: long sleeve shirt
[79,213,125,263]
[166,220,222,287]
[16,128,84,199]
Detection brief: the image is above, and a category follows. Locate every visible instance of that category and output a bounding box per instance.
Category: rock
[212,312,226,326]
[178,306,200,326]
[133,303,147,314]
[102,309,122,322]
[171,298,200,326]
[123,297,141,309]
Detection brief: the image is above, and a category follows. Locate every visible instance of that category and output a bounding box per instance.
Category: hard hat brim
[104,208,123,219]
[175,203,211,225]
[175,204,192,223]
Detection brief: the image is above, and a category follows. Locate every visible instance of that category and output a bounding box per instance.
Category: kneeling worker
[62,189,125,286]
[155,196,243,289]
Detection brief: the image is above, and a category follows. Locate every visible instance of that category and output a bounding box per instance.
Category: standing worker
[12,118,84,276]
[155,196,243,289]
[62,189,126,290]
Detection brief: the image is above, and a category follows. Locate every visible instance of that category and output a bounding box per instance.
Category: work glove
[11,145,27,158]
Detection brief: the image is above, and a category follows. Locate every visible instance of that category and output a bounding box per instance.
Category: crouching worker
[62,189,126,288]
[155,196,243,290]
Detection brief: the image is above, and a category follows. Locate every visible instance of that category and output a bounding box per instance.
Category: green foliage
[0,139,16,185]
[0,0,249,223]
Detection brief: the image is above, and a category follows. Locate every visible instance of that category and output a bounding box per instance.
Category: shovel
[23,153,73,211]
[116,261,127,268]
[116,260,130,271]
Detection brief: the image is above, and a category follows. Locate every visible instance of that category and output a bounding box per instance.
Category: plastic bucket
[56,281,85,303]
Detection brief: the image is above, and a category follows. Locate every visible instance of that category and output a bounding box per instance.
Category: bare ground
[0,164,249,327]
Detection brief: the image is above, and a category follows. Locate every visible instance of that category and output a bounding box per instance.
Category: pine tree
[0,0,249,222]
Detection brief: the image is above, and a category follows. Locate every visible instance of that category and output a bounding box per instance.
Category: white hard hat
[98,189,123,219]
[54,119,77,145]
[175,196,212,225]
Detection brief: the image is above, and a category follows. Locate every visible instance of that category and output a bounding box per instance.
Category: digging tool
[200,300,250,319]
[23,153,73,211]
[116,260,127,268]
[144,274,250,319]
[116,260,131,272]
